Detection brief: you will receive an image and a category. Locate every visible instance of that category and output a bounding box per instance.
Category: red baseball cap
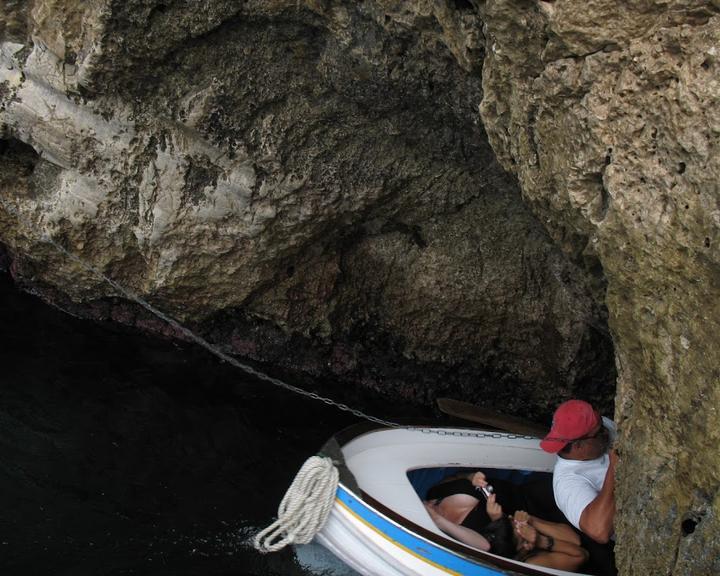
[540,399,600,453]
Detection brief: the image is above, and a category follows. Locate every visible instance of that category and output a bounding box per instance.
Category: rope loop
[253,455,339,553]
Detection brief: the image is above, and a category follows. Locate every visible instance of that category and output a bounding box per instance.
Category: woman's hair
[479,516,516,558]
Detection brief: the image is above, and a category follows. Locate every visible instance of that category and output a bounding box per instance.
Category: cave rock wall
[480,1,720,574]
[0,0,615,414]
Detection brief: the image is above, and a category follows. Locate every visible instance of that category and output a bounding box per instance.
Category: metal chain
[0,197,400,428]
[417,428,539,441]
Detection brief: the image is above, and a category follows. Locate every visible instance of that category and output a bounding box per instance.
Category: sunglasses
[544,421,608,445]
[572,425,608,443]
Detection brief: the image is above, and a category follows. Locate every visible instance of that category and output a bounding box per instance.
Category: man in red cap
[540,399,618,544]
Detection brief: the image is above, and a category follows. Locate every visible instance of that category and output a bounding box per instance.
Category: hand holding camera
[471,471,494,499]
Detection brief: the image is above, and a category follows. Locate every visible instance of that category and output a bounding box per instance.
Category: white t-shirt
[552,417,617,530]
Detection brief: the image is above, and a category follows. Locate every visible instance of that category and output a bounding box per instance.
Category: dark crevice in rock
[0,0,29,43]
[597,171,610,223]
[527,102,540,169]
[451,0,477,12]
[681,516,699,536]
[567,319,616,415]
[377,221,427,249]
[0,137,41,197]
[0,137,38,172]
[182,154,222,205]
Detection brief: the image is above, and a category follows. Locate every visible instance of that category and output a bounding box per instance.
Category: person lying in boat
[423,472,588,571]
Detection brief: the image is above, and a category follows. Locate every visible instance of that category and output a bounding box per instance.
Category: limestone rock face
[0,0,615,415]
[480,1,720,573]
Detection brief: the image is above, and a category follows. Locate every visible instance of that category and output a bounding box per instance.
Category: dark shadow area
[0,271,373,576]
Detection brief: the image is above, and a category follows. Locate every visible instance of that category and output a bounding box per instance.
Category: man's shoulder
[553,456,603,483]
[553,455,587,472]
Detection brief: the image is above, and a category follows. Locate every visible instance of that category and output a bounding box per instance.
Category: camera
[478,484,494,499]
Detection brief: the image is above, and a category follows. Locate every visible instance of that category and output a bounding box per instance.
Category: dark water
[0,273,409,575]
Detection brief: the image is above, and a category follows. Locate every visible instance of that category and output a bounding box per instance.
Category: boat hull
[317,483,513,576]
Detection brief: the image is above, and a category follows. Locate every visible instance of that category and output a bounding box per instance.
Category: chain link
[0,197,401,428]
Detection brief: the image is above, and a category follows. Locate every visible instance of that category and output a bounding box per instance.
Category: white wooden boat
[313,423,595,576]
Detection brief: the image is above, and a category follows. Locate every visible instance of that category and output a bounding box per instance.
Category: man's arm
[518,511,581,546]
[578,449,617,543]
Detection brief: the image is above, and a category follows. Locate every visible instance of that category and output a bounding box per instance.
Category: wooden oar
[437,397,548,438]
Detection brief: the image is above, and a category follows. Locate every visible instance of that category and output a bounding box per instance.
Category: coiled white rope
[253,455,339,553]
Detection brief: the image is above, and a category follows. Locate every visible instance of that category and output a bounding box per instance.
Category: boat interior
[407,466,616,576]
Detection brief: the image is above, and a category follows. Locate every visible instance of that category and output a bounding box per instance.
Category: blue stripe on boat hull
[336,484,508,575]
